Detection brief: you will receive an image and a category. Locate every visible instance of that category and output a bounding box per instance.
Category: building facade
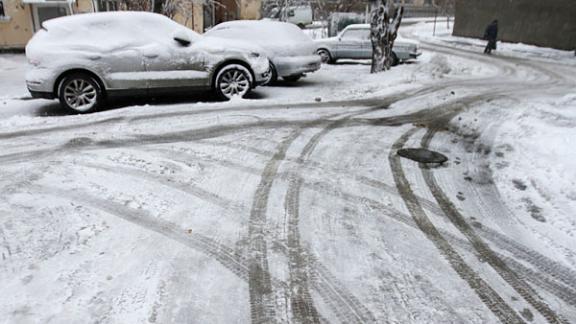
[0,0,204,51]
[453,0,576,50]
[212,0,261,25]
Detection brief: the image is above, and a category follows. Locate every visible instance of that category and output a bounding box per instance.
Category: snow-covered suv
[25,12,270,113]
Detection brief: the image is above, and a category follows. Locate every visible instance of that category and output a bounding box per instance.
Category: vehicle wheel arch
[268,60,278,83]
[391,51,399,66]
[211,60,255,90]
[54,68,106,97]
[316,48,334,63]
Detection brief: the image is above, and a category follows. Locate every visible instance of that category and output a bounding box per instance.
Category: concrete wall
[454,0,576,50]
[0,1,34,50]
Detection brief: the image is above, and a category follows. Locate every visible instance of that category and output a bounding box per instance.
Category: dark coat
[484,22,498,41]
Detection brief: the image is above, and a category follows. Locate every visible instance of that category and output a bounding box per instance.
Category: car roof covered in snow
[339,23,418,45]
[40,11,199,47]
[206,20,311,44]
[344,24,370,30]
[205,20,314,57]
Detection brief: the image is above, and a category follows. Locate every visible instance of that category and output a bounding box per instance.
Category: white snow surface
[1,20,576,323]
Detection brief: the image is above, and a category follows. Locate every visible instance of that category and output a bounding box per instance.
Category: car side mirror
[173,30,192,46]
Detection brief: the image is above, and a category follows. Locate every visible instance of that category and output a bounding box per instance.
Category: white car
[205,20,321,83]
[26,12,270,113]
[315,24,421,65]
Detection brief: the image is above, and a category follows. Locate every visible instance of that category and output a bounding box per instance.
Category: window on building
[0,1,6,17]
[98,0,119,12]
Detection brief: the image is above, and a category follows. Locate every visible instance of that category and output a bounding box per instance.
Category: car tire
[282,75,302,82]
[268,61,278,84]
[58,73,103,114]
[391,52,399,66]
[214,64,253,100]
[317,49,334,64]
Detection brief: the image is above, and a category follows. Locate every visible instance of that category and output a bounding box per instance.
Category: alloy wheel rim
[64,79,97,112]
[219,69,250,98]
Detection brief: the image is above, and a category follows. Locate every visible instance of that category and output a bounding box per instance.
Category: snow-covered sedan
[25,12,271,113]
[205,20,321,83]
[315,24,421,65]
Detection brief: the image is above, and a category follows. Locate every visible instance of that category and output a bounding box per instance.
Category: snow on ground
[1,19,576,324]
[0,54,29,99]
[489,93,576,262]
[407,20,576,66]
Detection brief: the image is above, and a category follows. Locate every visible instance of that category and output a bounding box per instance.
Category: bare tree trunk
[370,0,403,73]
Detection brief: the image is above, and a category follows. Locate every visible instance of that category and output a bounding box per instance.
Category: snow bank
[416,54,452,78]
[487,94,576,260]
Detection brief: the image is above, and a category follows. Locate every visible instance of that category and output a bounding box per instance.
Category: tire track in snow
[33,186,252,281]
[69,134,576,321]
[141,139,576,310]
[282,108,384,324]
[246,107,376,324]
[389,127,525,324]
[133,145,387,323]
[247,128,304,324]
[421,126,568,324]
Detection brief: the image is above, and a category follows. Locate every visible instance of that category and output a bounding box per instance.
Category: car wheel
[391,52,399,66]
[215,64,253,100]
[58,73,103,113]
[282,75,302,82]
[317,49,333,64]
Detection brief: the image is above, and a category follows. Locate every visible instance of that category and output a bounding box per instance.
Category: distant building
[453,0,576,50]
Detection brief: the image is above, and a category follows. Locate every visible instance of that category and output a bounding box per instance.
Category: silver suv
[26,12,270,113]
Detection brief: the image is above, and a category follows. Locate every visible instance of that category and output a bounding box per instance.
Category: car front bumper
[26,67,57,96]
[410,51,423,59]
[254,68,272,86]
[274,55,322,77]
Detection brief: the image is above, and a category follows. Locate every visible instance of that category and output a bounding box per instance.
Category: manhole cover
[397,148,448,164]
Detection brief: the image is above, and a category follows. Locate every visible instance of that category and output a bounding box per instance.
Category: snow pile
[489,94,576,250]
[416,54,452,78]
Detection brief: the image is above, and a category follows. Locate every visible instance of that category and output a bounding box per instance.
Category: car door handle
[144,53,159,59]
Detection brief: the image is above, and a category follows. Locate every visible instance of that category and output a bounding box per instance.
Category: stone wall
[453,0,576,50]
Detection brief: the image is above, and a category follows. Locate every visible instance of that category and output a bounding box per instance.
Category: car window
[341,29,370,40]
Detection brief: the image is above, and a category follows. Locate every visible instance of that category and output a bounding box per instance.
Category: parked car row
[25,12,420,114]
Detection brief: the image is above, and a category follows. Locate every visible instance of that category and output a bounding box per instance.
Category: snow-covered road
[1,23,575,323]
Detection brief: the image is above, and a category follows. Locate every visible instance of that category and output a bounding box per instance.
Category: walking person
[484,20,499,54]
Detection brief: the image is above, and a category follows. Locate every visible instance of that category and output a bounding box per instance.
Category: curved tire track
[390,127,525,323]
